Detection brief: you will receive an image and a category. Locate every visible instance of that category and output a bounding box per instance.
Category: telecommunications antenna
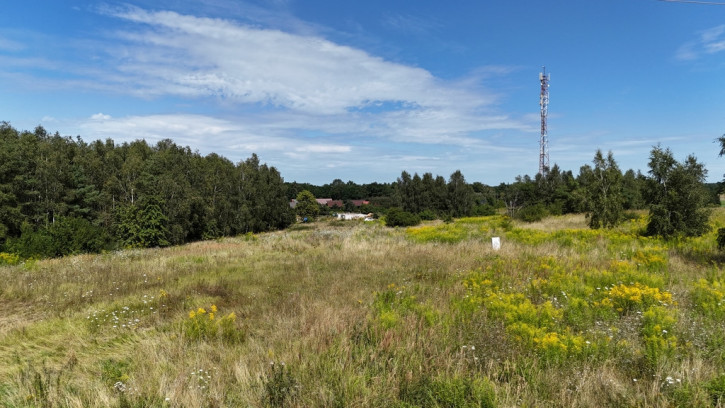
[539,66,550,175]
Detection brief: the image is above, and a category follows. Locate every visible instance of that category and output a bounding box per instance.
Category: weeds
[262,362,299,407]
[0,252,20,266]
[184,304,243,343]
[1,213,725,406]
[398,374,496,408]
[18,355,77,408]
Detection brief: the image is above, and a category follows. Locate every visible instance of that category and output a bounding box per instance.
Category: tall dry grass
[0,213,724,407]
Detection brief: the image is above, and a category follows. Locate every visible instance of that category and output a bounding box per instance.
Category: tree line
[382,147,718,234]
[0,122,294,258]
[1,119,720,260]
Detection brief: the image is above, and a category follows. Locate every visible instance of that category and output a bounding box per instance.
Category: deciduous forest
[0,123,294,259]
[0,122,721,262]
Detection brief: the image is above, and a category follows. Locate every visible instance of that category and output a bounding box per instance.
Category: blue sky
[1,1,724,185]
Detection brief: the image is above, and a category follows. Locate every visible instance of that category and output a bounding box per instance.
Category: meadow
[1,212,725,407]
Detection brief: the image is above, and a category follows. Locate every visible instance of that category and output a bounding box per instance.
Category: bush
[517,204,548,223]
[717,228,725,250]
[184,305,243,343]
[472,204,496,216]
[6,217,112,259]
[263,362,299,407]
[385,208,421,227]
[49,216,113,256]
[418,209,437,221]
[0,252,21,266]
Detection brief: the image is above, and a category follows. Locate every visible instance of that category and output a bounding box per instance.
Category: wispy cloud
[74,113,354,160]
[0,36,24,52]
[676,24,725,61]
[8,4,539,183]
[74,6,529,146]
[2,6,531,147]
[95,7,487,115]
[381,12,442,36]
[58,110,535,183]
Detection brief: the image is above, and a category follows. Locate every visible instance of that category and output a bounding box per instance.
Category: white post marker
[492,237,501,251]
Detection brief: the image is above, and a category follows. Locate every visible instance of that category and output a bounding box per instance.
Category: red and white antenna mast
[539,66,550,175]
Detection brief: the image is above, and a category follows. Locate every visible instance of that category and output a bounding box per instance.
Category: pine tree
[645,145,709,237]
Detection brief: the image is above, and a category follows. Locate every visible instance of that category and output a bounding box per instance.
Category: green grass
[1,212,725,406]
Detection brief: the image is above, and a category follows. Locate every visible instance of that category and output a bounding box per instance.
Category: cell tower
[539,66,550,175]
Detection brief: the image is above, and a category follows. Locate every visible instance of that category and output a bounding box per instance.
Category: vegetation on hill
[0,119,723,405]
[0,122,293,258]
[1,212,725,406]
[1,120,720,261]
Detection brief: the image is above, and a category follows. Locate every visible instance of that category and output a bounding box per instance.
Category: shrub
[184,305,243,343]
[691,278,725,318]
[0,252,20,266]
[517,204,548,223]
[472,204,496,216]
[385,208,421,227]
[417,209,437,221]
[262,362,299,407]
[717,228,725,250]
[100,359,131,386]
[641,306,677,365]
[604,283,673,313]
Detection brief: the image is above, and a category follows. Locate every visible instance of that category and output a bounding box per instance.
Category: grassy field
[1,212,725,407]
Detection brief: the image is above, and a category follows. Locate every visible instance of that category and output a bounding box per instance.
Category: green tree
[583,150,624,229]
[0,123,24,244]
[645,145,709,237]
[295,190,319,221]
[395,171,414,212]
[115,197,170,248]
[447,170,474,217]
[622,169,646,210]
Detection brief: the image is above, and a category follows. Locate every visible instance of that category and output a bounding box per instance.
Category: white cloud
[65,111,538,183]
[676,24,725,61]
[295,145,352,153]
[675,42,697,61]
[4,5,542,183]
[701,25,724,43]
[0,36,24,52]
[381,12,442,36]
[93,7,519,132]
[90,113,111,120]
[104,7,458,113]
